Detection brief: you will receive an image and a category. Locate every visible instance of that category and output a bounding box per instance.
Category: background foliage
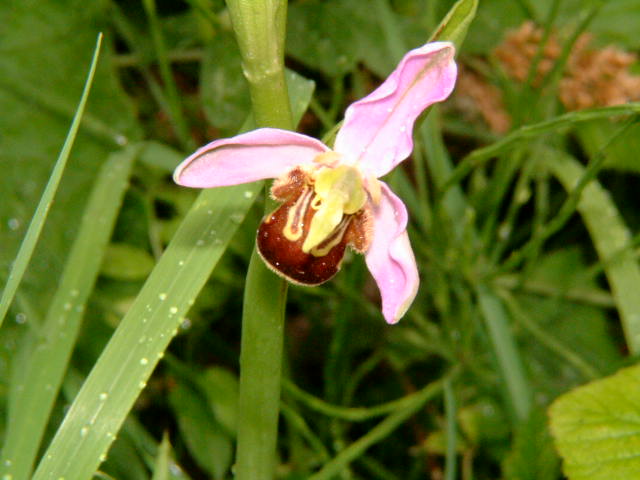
[2,0,640,479]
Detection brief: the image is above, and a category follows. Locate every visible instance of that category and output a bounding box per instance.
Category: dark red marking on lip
[257,191,348,286]
[257,166,373,286]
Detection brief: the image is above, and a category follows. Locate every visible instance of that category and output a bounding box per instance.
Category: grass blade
[476,284,532,422]
[0,146,137,480]
[546,151,640,355]
[0,34,103,328]
[31,182,262,480]
[31,70,314,480]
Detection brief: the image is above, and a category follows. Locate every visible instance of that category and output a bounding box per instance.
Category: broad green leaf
[511,249,621,384]
[286,0,365,77]
[101,243,156,281]
[549,363,640,480]
[201,32,252,134]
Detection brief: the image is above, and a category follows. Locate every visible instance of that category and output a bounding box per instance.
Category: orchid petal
[174,128,329,188]
[334,42,457,178]
[365,182,419,324]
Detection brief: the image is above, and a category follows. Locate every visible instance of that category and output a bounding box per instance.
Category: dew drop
[14,313,26,324]
[115,134,128,146]
[99,392,108,401]
[7,218,20,231]
[99,453,107,462]
[169,306,178,315]
[244,190,253,199]
[140,357,149,365]
[3,474,13,480]
[178,260,185,266]
[63,303,72,311]
[139,381,147,389]
[158,293,167,301]
[196,239,205,246]
[80,426,89,437]
[230,212,244,223]
[4,459,12,467]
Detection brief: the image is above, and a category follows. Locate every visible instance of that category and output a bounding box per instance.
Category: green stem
[226,0,293,129]
[224,1,293,478]
[444,378,457,480]
[308,377,448,480]
[235,253,288,480]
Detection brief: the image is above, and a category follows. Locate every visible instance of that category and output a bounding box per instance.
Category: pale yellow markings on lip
[303,165,367,253]
[283,185,313,242]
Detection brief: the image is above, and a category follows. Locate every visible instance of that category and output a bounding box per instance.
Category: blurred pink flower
[174,41,457,323]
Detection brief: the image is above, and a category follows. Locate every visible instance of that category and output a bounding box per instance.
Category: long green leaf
[546,152,640,355]
[430,0,478,50]
[32,71,314,480]
[32,182,262,480]
[0,146,137,480]
[0,34,103,328]
[476,285,532,422]
[441,104,640,195]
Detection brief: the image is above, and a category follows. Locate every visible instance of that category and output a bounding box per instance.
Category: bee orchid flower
[174,41,457,323]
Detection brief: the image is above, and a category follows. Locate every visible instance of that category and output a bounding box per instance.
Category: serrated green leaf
[549,363,640,480]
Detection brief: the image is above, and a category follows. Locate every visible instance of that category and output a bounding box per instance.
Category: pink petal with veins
[335,42,457,178]
[174,128,329,188]
[365,182,419,324]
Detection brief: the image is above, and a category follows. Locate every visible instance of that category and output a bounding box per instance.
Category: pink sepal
[364,182,419,324]
[174,128,329,188]
[335,42,457,178]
